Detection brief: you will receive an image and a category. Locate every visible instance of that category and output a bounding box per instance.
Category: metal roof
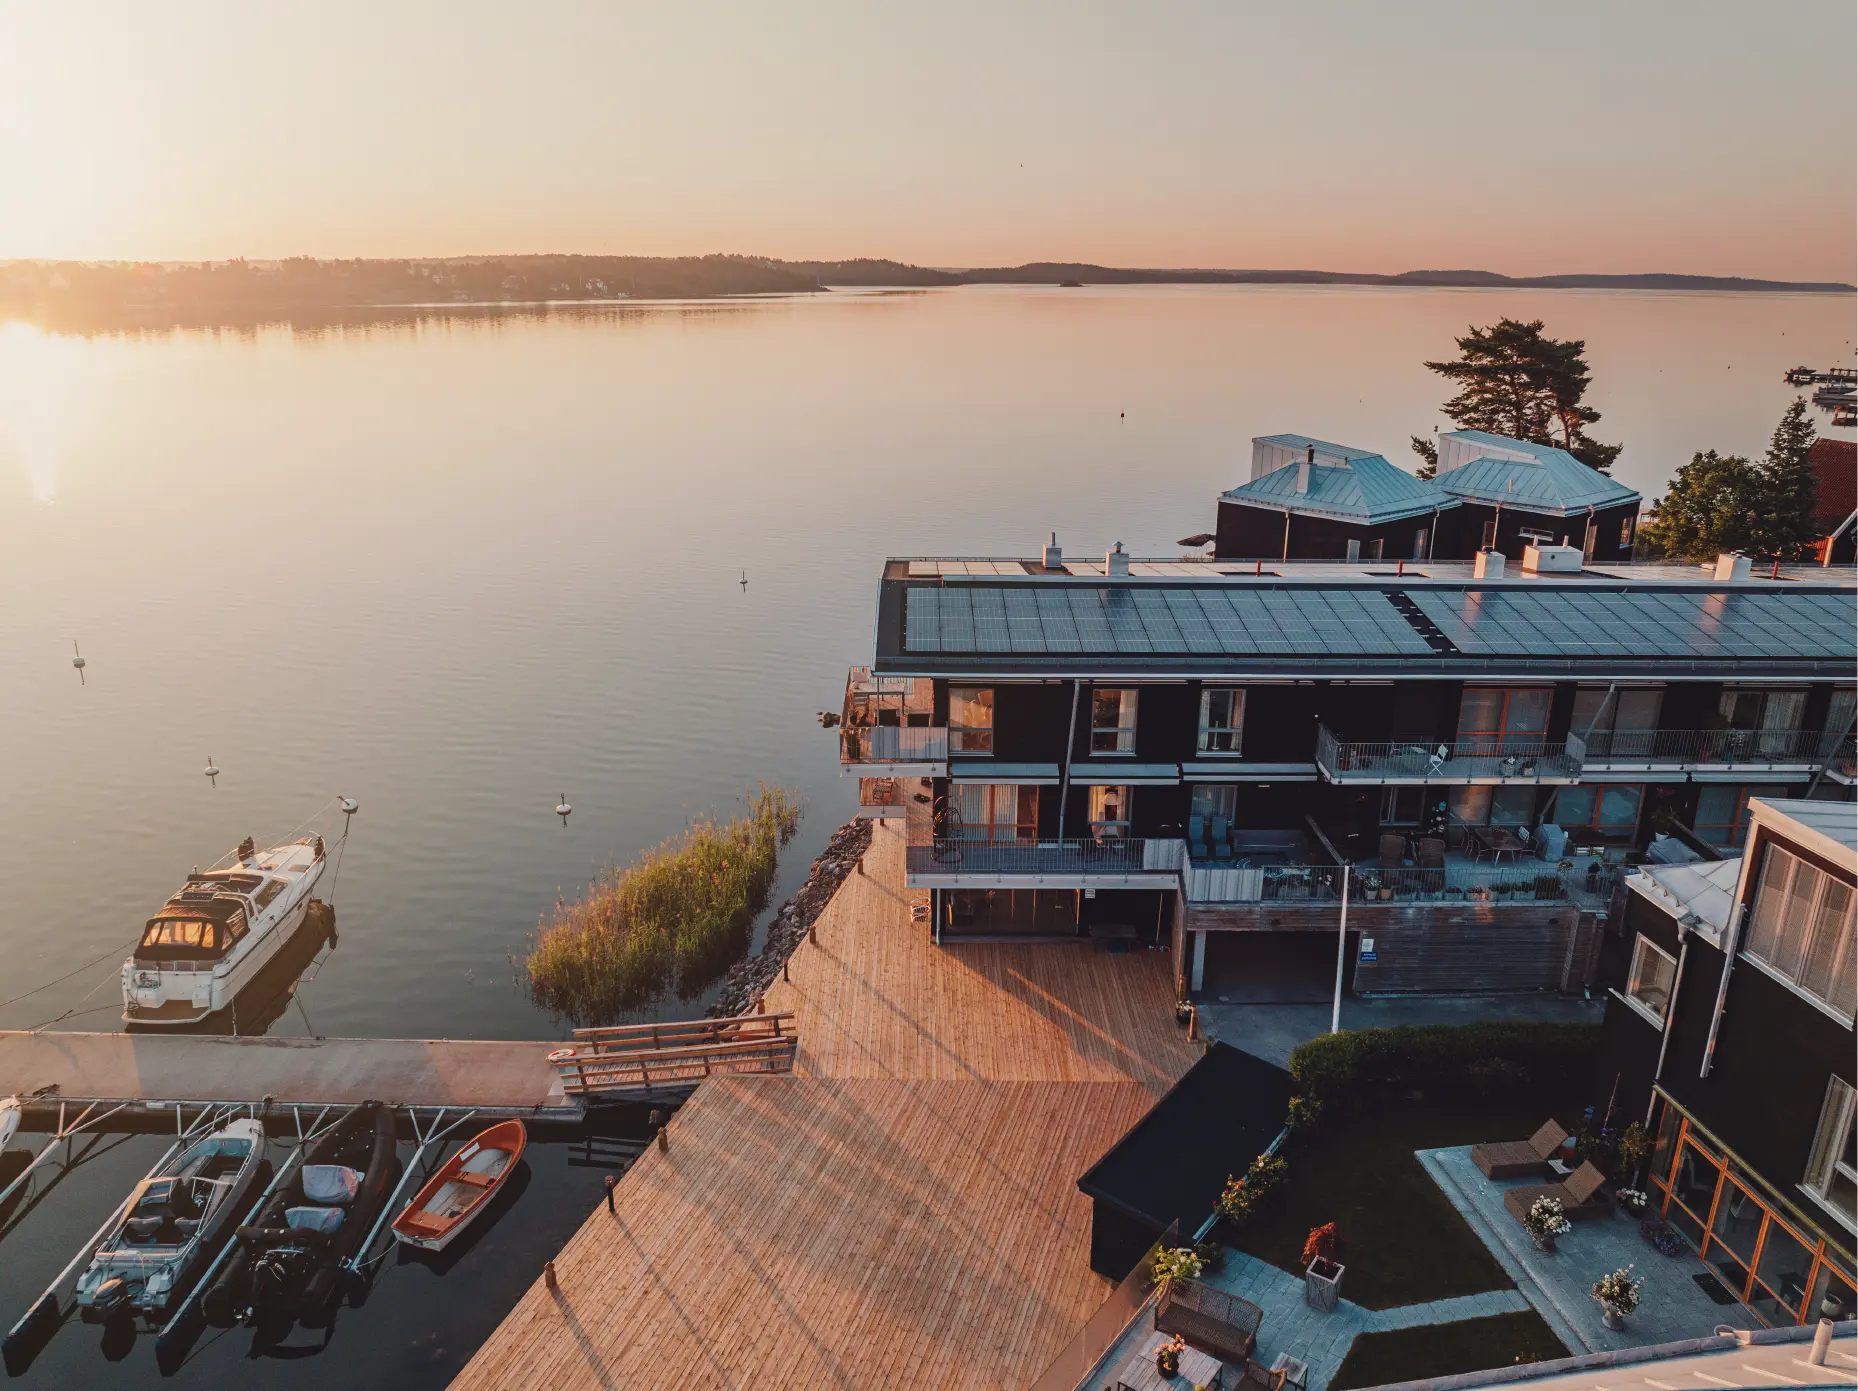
[1629,857,1742,941]
[1435,430,1641,514]
[1219,451,1451,525]
[1250,433,1386,463]
[1750,797,1858,869]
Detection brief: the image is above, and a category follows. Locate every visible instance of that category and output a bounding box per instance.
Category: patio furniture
[1114,1329,1223,1391]
[1211,815,1234,862]
[1503,1159,1611,1224]
[1233,1360,1288,1390]
[1155,1276,1262,1362]
[1270,1354,1310,1390]
[1472,1118,1568,1179]
[1415,836,1446,869]
[1425,743,1449,775]
[1189,815,1209,861]
[1377,833,1406,868]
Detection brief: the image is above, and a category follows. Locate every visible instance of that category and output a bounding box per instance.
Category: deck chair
[1471,1118,1567,1179]
[1425,743,1450,775]
[1504,1159,1611,1223]
[1415,837,1446,869]
[1189,815,1209,861]
[1378,833,1406,868]
[1210,815,1234,862]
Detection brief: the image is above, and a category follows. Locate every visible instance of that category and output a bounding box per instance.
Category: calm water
[2,285,1852,1040]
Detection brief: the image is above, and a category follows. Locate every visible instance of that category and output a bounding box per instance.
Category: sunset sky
[2,0,1852,280]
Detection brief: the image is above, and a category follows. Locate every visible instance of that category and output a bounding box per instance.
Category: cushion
[301,1164,362,1205]
[284,1205,345,1235]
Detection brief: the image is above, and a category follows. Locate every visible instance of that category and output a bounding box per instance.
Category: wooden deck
[454,821,1197,1390]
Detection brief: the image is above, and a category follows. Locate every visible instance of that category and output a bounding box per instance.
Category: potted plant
[1592,1265,1642,1331]
[1193,1239,1227,1274]
[1155,1335,1186,1377]
[1639,1219,1685,1256]
[1614,1188,1650,1218]
[1523,1196,1572,1252]
[1152,1246,1204,1289]
[1617,1121,1651,1182]
[1302,1223,1345,1312]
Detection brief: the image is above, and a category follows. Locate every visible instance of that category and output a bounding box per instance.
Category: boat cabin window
[252,880,286,914]
[142,919,214,951]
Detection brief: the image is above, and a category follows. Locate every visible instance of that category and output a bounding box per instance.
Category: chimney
[1474,548,1506,580]
[1713,552,1751,582]
[1296,445,1314,495]
[1043,532,1062,569]
[1105,542,1130,577]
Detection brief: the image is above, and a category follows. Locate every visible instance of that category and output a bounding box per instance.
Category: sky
[1,0,1853,280]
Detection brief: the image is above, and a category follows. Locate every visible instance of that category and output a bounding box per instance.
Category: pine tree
[1420,318,1622,473]
[1410,435,1438,481]
[1746,398,1819,560]
[1639,451,1764,560]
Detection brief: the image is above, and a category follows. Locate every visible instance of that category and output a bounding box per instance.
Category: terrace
[1315,725,1583,785]
[1580,726,1846,774]
[838,668,946,776]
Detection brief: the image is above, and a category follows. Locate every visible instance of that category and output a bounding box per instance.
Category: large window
[950,784,1037,842]
[1551,784,1644,842]
[1828,687,1857,736]
[1197,688,1245,755]
[1743,843,1857,1020]
[1088,785,1131,838]
[1571,686,1663,756]
[1458,687,1552,753]
[1190,784,1236,824]
[1624,935,1678,1024]
[1090,688,1139,754]
[1450,784,1536,827]
[1719,688,1806,754]
[948,686,994,754]
[1804,1076,1857,1227]
[1693,784,1787,848]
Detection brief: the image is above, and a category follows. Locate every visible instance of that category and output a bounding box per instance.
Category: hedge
[1288,1021,1600,1106]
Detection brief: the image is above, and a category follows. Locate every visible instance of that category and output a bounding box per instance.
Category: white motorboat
[0,1096,19,1155]
[74,1117,265,1324]
[122,836,326,1026]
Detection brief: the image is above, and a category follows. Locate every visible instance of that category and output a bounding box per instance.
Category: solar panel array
[902,585,1433,655]
[1406,588,1854,660]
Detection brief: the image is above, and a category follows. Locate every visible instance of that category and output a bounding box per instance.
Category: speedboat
[0,1097,19,1155]
[122,836,326,1026]
[390,1120,525,1252]
[73,1118,264,1324]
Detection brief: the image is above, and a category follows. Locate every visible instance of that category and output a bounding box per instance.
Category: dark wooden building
[1433,430,1642,563]
[1592,797,1855,1328]
[1214,435,1455,563]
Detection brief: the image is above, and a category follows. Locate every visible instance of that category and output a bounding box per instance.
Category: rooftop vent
[1522,543,1582,575]
[1474,548,1506,580]
[1713,552,1752,582]
[1105,542,1130,578]
[1043,532,1062,569]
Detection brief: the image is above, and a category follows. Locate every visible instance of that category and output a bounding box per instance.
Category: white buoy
[71,641,86,685]
[340,796,359,818]
[204,756,219,786]
[556,793,573,822]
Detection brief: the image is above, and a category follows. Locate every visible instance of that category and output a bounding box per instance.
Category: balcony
[839,667,946,775]
[1580,727,1844,774]
[1315,725,1583,785]
[903,833,1186,889]
[855,777,919,820]
[1186,854,1620,910]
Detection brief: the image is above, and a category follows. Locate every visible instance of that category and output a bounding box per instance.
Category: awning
[948,761,1062,784]
[1179,761,1321,781]
[1069,762,1181,786]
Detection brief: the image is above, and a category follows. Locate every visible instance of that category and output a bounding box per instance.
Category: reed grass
[524,785,801,1024]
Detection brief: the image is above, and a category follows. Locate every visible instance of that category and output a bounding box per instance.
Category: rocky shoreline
[707,818,874,1017]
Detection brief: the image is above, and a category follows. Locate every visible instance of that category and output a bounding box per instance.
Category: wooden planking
[451,1077,1151,1391]
[762,821,1198,1095]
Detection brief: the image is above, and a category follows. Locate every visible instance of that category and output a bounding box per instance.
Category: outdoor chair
[1425,743,1449,775]
[1471,1118,1567,1179]
[1415,837,1446,870]
[1210,816,1234,862]
[1154,1276,1262,1363]
[1233,1359,1289,1390]
[1378,833,1406,868]
[1189,815,1209,861]
[1503,1159,1611,1224]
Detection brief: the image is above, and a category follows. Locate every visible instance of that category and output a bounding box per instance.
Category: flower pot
[1600,1305,1626,1331]
[1532,1234,1557,1253]
[1304,1257,1345,1312]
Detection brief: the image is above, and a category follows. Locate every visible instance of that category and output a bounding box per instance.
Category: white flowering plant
[1151,1246,1204,1286]
[1614,1187,1650,1215]
[1592,1264,1642,1316]
[1522,1196,1572,1245]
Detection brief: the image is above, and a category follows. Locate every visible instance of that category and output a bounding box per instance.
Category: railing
[840,724,948,765]
[1315,724,1582,783]
[904,836,1185,881]
[1581,727,1843,767]
[1186,861,1622,906]
[551,1013,797,1094]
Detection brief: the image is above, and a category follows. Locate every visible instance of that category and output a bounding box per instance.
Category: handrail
[571,1013,793,1043]
[1315,724,1582,782]
[1582,727,1843,764]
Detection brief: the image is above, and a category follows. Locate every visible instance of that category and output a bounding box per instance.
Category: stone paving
[1420,1145,1760,1356]
[1086,1247,1530,1391]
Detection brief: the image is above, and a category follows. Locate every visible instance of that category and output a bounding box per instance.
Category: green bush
[1289,1022,1600,1108]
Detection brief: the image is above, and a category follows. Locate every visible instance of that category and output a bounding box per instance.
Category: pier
[454,819,1198,1390]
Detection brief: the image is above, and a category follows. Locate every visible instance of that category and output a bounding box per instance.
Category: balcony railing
[840,724,948,766]
[1315,725,1583,784]
[904,835,1185,882]
[1580,727,1843,768]
[1186,859,1621,907]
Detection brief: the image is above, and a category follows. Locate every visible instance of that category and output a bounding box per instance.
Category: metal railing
[840,724,948,764]
[1315,724,1583,783]
[904,835,1184,880]
[1185,860,1622,906]
[551,1013,798,1094]
[1580,727,1844,766]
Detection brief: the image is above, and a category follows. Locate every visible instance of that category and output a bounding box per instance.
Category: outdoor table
[1271,1354,1310,1390]
[1114,1329,1225,1390]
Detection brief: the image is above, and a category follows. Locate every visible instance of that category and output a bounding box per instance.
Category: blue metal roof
[1436,430,1640,514]
[1220,451,1451,525]
[1251,433,1385,462]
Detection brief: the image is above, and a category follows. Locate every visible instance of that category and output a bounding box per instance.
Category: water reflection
[124,904,337,1039]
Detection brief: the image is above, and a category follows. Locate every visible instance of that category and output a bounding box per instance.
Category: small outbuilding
[1433,430,1642,562]
[1214,434,1456,562]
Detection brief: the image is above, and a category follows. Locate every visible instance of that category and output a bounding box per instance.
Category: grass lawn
[1230,1088,1585,1309]
[1331,1311,1569,1388]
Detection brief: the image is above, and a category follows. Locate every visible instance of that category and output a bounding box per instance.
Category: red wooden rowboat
[389,1119,525,1252]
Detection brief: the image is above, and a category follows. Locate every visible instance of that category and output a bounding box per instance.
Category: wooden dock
[454,819,1197,1390]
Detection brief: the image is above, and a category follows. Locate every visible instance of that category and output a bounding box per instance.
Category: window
[1571,686,1663,757]
[1458,687,1552,753]
[253,880,287,914]
[1089,785,1131,837]
[1450,784,1536,826]
[1090,688,1138,754]
[1551,784,1644,840]
[1345,538,1361,562]
[1364,538,1384,561]
[1692,785,1787,848]
[950,784,1037,842]
[1413,528,1428,560]
[1480,519,1497,549]
[1744,843,1857,1018]
[1583,523,1598,560]
[1382,786,1430,825]
[1624,935,1678,1023]
[1719,688,1806,755]
[949,686,994,754]
[1190,784,1236,824]
[1197,687,1245,754]
[1518,527,1554,547]
[1620,515,1635,549]
[1828,687,1857,735]
[1804,1075,1857,1226]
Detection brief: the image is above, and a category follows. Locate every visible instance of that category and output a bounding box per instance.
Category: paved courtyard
[1421,1145,1759,1354]
[1197,994,1603,1069]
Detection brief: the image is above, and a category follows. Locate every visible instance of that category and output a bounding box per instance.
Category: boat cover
[285,1205,345,1235]
[302,1165,362,1204]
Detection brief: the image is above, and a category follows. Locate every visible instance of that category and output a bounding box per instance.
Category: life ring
[547,1048,578,1063]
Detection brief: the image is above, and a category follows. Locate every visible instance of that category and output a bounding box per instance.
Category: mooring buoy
[556,793,573,823]
[71,641,86,685]
[204,756,219,786]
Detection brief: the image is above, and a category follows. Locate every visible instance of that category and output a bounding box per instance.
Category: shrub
[524,785,801,1022]
[1217,1153,1289,1226]
[1284,1094,1324,1135]
[1301,1223,1339,1267]
[1617,1121,1651,1177]
[1288,1021,1601,1107]
[1152,1247,1204,1286]
[1192,1239,1226,1273]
